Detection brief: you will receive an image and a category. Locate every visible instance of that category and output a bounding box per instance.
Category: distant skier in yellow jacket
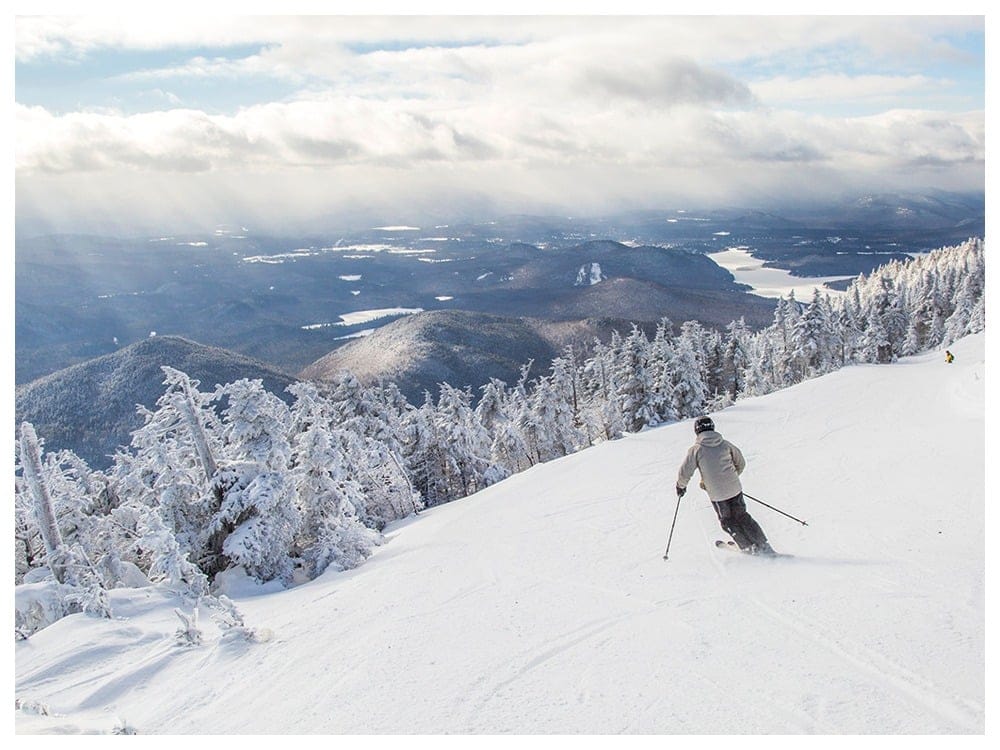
[945,350,955,364]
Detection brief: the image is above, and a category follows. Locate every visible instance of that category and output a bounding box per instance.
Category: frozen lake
[708,247,854,300]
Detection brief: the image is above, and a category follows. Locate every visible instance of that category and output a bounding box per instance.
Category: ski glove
[676,485,686,498]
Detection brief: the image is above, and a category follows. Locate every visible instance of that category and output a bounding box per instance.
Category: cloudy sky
[14,11,986,234]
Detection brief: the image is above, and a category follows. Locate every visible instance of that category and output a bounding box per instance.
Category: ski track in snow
[703,531,981,732]
[15,335,985,734]
[751,595,981,730]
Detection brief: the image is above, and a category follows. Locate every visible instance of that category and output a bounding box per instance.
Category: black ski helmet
[694,416,715,434]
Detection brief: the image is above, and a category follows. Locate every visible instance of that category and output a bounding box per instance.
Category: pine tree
[125,367,226,567]
[765,294,789,386]
[667,336,707,418]
[17,423,70,584]
[702,329,728,407]
[550,347,593,447]
[16,423,111,617]
[612,326,655,432]
[720,318,748,398]
[859,311,893,363]
[525,369,586,461]
[402,395,453,506]
[902,282,935,355]
[580,337,626,441]
[644,319,675,422]
[216,379,292,472]
[136,510,210,597]
[478,377,535,477]
[433,383,493,498]
[210,378,299,582]
[287,382,380,577]
[943,272,983,344]
[790,288,832,378]
[209,464,300,583]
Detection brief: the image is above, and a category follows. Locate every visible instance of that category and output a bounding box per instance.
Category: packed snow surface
[15,335,985,734]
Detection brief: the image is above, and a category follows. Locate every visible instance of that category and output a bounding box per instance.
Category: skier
[945,350,955,364]
[676,416,776,555]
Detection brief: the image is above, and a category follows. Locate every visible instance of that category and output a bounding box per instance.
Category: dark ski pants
[712,493,768,551]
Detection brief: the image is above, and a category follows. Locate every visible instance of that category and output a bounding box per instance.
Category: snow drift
[15,334,985,734]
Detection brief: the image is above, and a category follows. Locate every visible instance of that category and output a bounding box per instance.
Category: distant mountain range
[14,192,984,466]
[15,336,296,469]
[797,190,986,232]
[15,235,776,384]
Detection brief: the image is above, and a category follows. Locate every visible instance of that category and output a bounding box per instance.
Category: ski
[715,539,789,558]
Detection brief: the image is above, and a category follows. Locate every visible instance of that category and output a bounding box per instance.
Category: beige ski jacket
[676,430,746,502]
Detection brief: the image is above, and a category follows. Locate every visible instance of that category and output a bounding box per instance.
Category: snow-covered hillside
[15,334,985,734]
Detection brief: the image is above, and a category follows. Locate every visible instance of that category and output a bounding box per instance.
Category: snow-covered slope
[15,335,985,734]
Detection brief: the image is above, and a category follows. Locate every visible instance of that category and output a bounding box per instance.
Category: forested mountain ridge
[15,336,297,469]
[299,310,685,403]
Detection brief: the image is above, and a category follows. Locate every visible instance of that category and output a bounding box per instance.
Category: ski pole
[663,493,683,560]
[743,492,808,526]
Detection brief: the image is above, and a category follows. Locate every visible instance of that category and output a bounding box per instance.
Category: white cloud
[15,15,269,61]
[15,15,983,68]
[16,90,983,176]
[15,98,984,236]
[751,74,944,105]
[13,14,984,231]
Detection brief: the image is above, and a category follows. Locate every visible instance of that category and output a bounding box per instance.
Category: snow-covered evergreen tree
[943,272,984,344]
[196,378,300,582]
[433,383,493,498]
[208,464,300,583]
[722,318,752,400]
[477,376,536,478]
[580,336,626,441]
[524,370,585,461]
[790,288,835,378]
[612,326,655,432]
[902,274,938,355]
[403,395,454,506]
[124,367,226,567]
[287,382,381,577]
[667,335,708,418]
[549,348,594,448]
[135,510,209,598]
[644,319,677,422]
[216,379,292,472]
[770,292,801,386]
[16,423,111,619]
